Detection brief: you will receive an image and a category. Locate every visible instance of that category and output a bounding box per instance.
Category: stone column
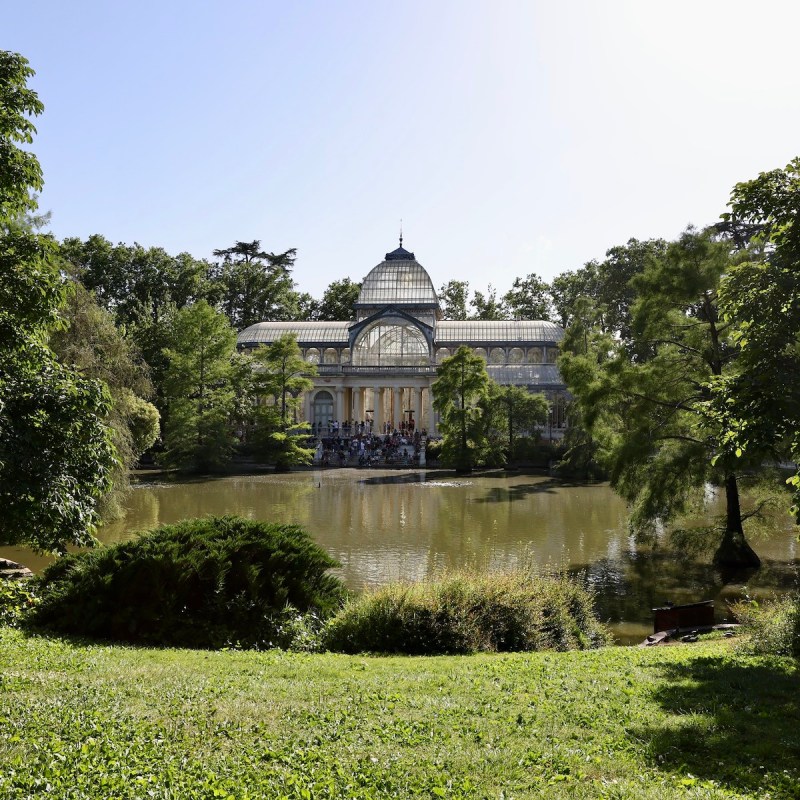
[353,386,362,423]
[373,387,383,431]
[335,387,344,424]
[392,387,401,431]
[414,386,422,429]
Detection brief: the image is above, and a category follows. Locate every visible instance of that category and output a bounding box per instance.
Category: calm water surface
[6,469,799,643]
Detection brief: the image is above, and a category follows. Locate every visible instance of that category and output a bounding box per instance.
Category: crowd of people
[312,420,427,468]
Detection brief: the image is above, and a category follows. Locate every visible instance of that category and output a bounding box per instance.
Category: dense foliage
[161,301,242,472]
[559,229,762,567]
[250,333,315,470]
[31,516,345,648]
[324,570,611,655]
[432,346,491,472]
[0,51,116,553]
[733,594,800,659]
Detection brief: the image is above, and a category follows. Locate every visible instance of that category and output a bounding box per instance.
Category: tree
[471,285,508,320]
[0,51,43,217]
[316,278,361,321]
[559,228,761,569]
[551,239,667,341]
[0,50,116,552]
[432,346,490,473]
[503,273,552,321]
[250,334,316,471]
[483,383,550,464]
[60,235,212,327]
[210,240,303,330]
[50,281,160,519]
[161,301,239,472]
[439,280,470,320]
[710,158,800,518]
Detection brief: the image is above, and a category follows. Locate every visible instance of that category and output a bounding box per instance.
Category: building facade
[236,244,567,436]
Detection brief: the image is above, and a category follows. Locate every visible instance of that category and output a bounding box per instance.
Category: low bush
[31,516,345,648]
[424,438,443,463]
[0,578,38,627]
[513,437,565,468]
[732,593,800,658]
[323,569,611,655]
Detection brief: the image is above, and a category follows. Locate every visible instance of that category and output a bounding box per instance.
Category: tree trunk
[712,474,761,569]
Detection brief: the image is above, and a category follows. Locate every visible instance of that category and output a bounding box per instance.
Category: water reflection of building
[237,242,568,435]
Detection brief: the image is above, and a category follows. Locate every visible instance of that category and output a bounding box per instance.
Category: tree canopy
[161,301,240,473]
[250,334,316,471]
[432,346,491,473]
[710,158,800,518]
[559,228,761,568]
[0,50,116,552]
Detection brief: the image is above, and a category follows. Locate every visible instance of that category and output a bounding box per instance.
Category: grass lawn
[0,629,798,799]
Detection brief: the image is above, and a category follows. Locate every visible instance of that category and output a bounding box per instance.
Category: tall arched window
[353,319,430,366]
[312,391,333,430]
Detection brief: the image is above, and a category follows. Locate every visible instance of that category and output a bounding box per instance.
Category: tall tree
[317,278,361,321]
[432,346,490,473]
[161,301,239,473]
[710,158,800,519]
[483,383,550,464]
[470,285,508,320]
[60,235,211,326]
[210,240,302,329]
[559,228,761,569]
[250,334,316,471]
[551,238,667,342]
[50,282,160,519]
[0,50,116,553]
[439,280,470,320]
[503,273,553,321]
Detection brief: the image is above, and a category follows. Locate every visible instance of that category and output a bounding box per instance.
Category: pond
[5,469,799,644]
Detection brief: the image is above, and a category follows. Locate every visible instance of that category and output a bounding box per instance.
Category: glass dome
[356,250,439,307]
[352,318,431,366]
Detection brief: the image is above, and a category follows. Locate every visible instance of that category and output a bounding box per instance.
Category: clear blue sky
[6,1,800,297]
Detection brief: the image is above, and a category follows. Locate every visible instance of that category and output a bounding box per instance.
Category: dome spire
[399,218,403,249]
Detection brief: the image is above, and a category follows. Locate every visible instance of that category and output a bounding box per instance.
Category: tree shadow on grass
[631,654,800,795]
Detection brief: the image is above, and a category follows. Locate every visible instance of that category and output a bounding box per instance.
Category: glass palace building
[237,244,567,436]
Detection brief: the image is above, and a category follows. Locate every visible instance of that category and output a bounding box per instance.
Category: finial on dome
[399,218,403,249]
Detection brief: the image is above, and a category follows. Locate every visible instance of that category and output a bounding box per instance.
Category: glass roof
[356,258,439,307]
[237,322,350,346]
[436,320,564,344]
[486,364,564,386]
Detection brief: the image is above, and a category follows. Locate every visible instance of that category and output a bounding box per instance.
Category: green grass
[1,630,798,799]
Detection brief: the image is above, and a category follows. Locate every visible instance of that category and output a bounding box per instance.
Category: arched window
[527,347,543,364]
[353,319,430,366]
[508,347,524,364]
[435,347,451,364]
[305,348,321,365]
[312,391,333,430]
[473,347,488,360]
[323,348,338,364]
[545,347,558,364]
[489,347,505,364]
[340,348,351,364]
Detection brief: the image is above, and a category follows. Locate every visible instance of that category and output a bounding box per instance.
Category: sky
[6,1,800,298]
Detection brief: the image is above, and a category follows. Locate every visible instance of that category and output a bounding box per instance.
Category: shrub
[732,593,800,658]
[424,438,443,463]
[322,569,611,655]
[31,516,345,648]
[0,578,38,628]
